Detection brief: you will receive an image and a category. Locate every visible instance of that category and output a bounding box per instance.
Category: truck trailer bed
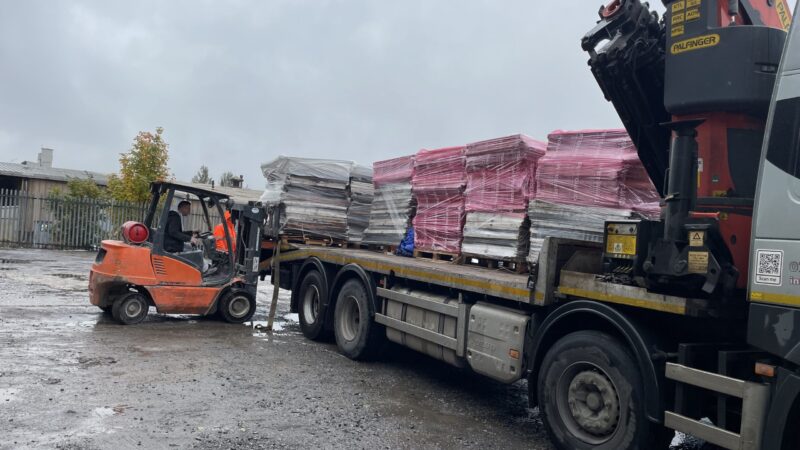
[273,245,531,303]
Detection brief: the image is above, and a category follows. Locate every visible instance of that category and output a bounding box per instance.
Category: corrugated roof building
[0,148,109,196]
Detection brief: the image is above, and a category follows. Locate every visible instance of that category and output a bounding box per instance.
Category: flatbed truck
[264,234,785,450]
[260,7,800,445]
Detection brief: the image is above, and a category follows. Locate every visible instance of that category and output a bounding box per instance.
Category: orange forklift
[89,181,270,324]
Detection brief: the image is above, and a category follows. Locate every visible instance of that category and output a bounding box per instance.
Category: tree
[65,177,107,199]
[49,177,106,200]
[107,127,170,203]
[192,165,211,184]
[219,171,236,187]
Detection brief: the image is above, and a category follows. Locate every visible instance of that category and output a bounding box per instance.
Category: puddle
[247,314,298,336]
[65,320,98,329]
[50,273,87,280]
[0,259,31,265]
[77,356,117,368]
[78,407,119,435]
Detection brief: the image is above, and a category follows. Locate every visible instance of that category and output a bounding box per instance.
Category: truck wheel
[298,270,328,340]
[333,278,383,360]
[537,330,669,450]
[111,293,148,325]
[218,291,256,324]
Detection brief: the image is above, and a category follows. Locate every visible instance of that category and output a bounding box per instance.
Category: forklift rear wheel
[218,291,256,324]
[333,279,384,361]
[111,293,149,325]
[298,270,328,341]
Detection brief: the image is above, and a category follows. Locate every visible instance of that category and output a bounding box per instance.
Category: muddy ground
[0,249,700,449]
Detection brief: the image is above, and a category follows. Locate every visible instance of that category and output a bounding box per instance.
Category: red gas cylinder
[121,221,149,244]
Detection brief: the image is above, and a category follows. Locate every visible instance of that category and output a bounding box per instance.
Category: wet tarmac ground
[0,249,552,450]
[0,249,702,449]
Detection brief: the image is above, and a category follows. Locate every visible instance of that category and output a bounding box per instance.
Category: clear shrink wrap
[260,156,354,242]
[347,164,374,242]
[363,155,416,246]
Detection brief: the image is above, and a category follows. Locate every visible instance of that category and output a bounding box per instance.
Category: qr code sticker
[755,249,783,285]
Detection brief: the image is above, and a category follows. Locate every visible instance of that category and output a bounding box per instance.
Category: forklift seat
[176,250,205,272]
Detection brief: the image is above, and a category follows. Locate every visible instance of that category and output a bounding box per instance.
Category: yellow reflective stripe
[750,291,800,307]
[558,286,687,315]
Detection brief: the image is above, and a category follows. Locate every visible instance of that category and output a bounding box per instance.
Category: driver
[165,200,199,252]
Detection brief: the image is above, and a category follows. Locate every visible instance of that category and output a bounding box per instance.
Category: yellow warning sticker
[671,33,720,55]
[688,251,709,274]
[672,25,685,37]
[686,8,700,21]
[606,235,637,256]
[776,0,791,30]
[689,231,705,247]
[687,0,701,7]
[672,0,685,13]
[672,12,685,25]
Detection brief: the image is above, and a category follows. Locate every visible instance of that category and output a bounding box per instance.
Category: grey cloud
[0,1,667,189]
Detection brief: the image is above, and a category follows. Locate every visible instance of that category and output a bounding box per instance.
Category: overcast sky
[0,1,668,189]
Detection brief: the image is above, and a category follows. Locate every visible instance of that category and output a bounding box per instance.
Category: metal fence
[0,189,219,250]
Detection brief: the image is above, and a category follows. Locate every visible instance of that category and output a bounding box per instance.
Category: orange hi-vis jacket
[214,211,236,253]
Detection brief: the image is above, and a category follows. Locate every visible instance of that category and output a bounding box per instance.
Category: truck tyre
[333,278,384,360]
[537,330,670,450]
[298,270,328,341]
[218,291,256,324]
[111,292,148,325]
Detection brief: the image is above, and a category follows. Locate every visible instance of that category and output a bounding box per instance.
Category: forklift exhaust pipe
[662,119,704,243]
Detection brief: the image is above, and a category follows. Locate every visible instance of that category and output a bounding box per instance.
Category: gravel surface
[0,249,552,450]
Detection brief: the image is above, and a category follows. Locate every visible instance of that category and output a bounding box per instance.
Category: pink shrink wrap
[464,134,546,212]
[534,129,660,214]
[373,155,415,187]
[411,146,467,253]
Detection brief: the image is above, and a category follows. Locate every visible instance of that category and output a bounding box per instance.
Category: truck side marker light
[509,349,520,360]
[754,362,776,378]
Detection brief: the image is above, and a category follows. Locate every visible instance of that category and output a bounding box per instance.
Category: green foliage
[108,127,170,203]
[192,165,211,184]
[219,171,236,187]
[65,177,107,199]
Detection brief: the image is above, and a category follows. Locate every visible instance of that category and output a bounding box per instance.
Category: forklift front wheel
[111,292,149,325]
[218,291,256,324]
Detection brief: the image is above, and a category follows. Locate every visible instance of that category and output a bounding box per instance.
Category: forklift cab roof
[149,181,263,206]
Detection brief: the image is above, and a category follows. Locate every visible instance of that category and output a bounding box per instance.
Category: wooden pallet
[413,249,463,263]
[461,253,529,274]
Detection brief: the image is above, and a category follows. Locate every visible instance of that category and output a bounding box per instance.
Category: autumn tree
[108,127,170,203]
[219,171,236,187]
[192,165,211,184]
